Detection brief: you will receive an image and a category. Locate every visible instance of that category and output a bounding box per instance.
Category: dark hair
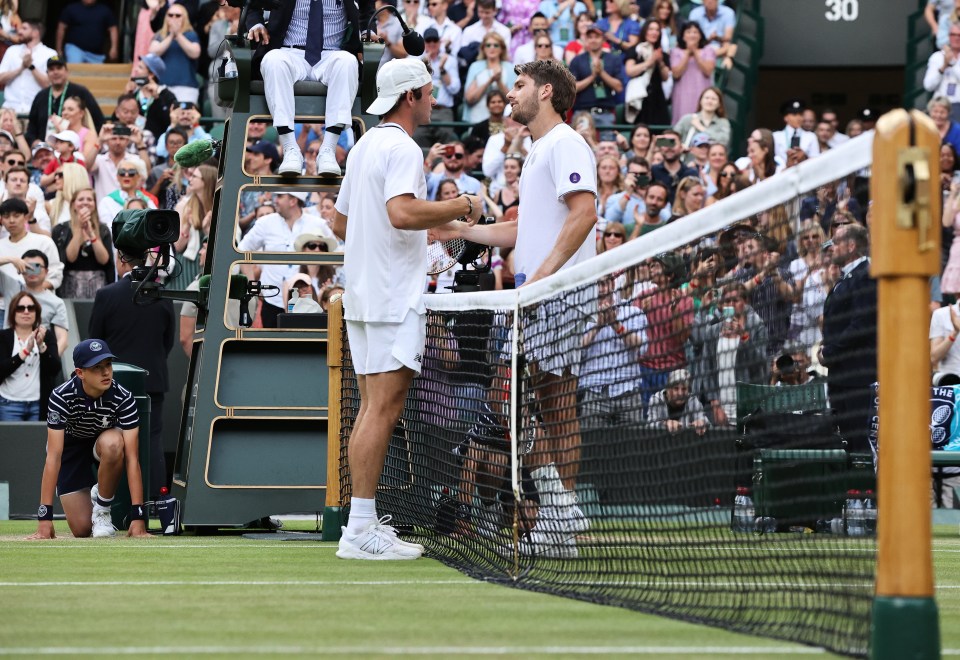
[944,142,959,173]
[530,11,547,20]
[679,20,707,49]
[21,249,48,269]
[22,20,44,38]
[627,156,650,169]
[513,59,577,115]
[464,135,485,153]
[7,290,41,330]
[115,92,139,108]
[477,0,496,10]
[4,166,29,183]
[645,180,669,197]
[638,18,663,45]
[166,126,189,145]
[0,197,28,216]
[486,89,507,107]
[661,128,682,141]
[435,178,459,199]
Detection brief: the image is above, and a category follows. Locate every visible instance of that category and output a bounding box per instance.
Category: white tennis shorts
[346,309,427,375]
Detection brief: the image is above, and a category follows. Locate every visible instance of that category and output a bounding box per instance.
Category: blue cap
[141,53,166,79]
[73,339,118,369]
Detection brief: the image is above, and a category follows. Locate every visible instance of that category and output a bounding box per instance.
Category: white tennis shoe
[316,148,341,177]
[277,148,304,176]
[336,518,423,560]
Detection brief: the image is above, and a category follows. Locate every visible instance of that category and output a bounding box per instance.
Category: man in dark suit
[245,0,373,177]
[819,223,877,453]
[89,252,176,498]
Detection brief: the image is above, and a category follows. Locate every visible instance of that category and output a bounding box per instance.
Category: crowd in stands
[0,0,953,499]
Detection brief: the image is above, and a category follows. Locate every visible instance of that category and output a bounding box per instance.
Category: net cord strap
[421,131,874,314]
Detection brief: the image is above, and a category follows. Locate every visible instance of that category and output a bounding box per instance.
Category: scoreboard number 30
[825,0,859,21]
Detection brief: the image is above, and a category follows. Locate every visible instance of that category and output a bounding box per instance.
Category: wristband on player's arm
[129,503,146,521]
[38,504,53,521]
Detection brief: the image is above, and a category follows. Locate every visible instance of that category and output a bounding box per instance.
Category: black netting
[338,172,876,658]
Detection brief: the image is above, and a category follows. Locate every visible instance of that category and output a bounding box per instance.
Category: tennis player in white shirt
[331,58,483,560]
[433,59,599,558]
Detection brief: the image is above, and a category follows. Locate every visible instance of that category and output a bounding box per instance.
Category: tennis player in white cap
[331,57,482,560]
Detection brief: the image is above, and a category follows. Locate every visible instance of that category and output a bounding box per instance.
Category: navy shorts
[56,434,99,496]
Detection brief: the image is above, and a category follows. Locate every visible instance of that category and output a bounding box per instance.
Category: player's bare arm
[121,428,150,538]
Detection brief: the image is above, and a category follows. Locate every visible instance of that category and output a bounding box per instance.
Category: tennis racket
[426,218,467,275]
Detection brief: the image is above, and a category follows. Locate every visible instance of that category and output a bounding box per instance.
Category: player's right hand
[428,221,463,243]
[26,521,55,540]
[247,24,269,45]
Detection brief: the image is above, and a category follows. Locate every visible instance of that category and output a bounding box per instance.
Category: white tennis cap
[366,58,432,116]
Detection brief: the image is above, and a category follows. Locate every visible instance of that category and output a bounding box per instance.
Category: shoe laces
[372,515,401,539]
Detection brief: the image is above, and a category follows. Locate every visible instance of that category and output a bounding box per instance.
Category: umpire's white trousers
[260,47,359,130]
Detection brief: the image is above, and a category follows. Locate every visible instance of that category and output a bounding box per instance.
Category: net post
[322,295,345,542]
[869,109,941,659]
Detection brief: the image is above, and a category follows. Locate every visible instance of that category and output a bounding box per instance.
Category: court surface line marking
[0,645,841,655]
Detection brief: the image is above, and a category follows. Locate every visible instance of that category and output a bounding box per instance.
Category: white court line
[0,579,478,587]
[0,645,833,655]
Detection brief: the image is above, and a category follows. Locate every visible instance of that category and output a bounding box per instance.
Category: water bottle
[863,489,877,537]
[731,486,755,533]
[844,489,865,537]
[222,55,238,79]
[287,288,299,313]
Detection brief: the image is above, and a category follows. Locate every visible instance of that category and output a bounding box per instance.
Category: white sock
[321,126,342,153]
[278,131,299,156]
[345,497,377,535]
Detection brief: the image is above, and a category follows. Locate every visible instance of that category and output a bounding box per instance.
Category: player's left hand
[127,520,152,538]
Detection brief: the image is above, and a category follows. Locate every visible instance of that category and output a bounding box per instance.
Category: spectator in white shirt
[0,22,57,114]
[772,99,819,164]
[413,27,461,147]
[461,0,511,52]
[237,191,337,328]
[425,0,464,57]
[925,23,960,122]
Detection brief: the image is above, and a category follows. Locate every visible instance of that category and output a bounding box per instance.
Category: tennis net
[337,134,878,658]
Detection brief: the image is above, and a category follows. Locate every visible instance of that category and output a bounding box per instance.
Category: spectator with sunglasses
[1,250,69,356]
[424,140,482,199]
[97,159,157,227]
[294,232,340,292]
[0,290,60,421]
[149,3,201,104]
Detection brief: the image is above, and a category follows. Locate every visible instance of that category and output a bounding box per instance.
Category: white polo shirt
[236,211,335,293]
[514,122,597,279]
[336,123,428,323]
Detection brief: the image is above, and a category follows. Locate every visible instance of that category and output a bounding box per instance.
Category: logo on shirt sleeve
[47,411,60,425]
[569,172,581,183]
